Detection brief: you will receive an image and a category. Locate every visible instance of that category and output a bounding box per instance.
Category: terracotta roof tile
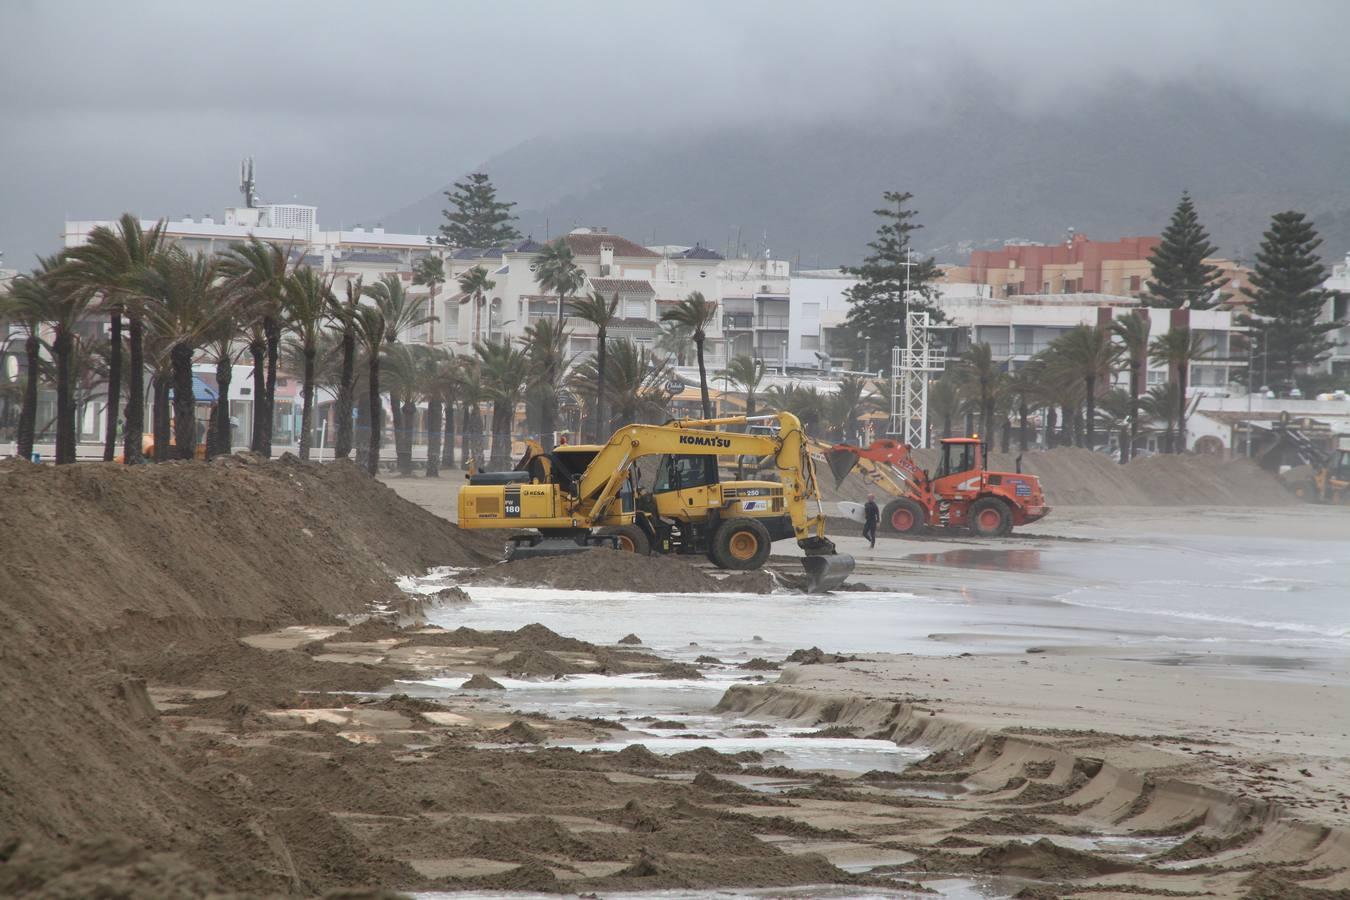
[562,232,659,259]
[589,278,655,294]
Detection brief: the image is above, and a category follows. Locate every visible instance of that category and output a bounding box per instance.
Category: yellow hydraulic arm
[570,411,834,549]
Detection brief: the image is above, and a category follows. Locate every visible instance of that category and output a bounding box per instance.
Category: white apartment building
[1322,254,1350,377]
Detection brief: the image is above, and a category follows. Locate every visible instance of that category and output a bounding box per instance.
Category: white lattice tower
[889,310,945,447]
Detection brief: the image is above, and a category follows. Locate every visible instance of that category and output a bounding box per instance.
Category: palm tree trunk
[540,383,556,451]
[490,402,511,469]
[54,328,75,464]
[103,311,121,461]
[249,338,265,452]
[1045,406,1057,448]
[943,413,952,440]
[210,357,232,458]
[335,329,355,459]
[1126,362,1140,464]
[152,375,172,461]
[441,398,456,468]
[123,314,146,465]
[426,397,442,477]
[388,394,406,475]
[298,346,317,460]
[1059,404,1072,447]
[366,355,381,476]
[399,399,415,476]
[695,334,711,418]
[1018,401,1029,452]
[593,328,608,442]
[171,342,196,460]
[460,403,473,469]
[262,315,280,456]
[557,289,565,323]
[1084,374,1097,451]
[1000,417,1011,452]
[17,334,40,461]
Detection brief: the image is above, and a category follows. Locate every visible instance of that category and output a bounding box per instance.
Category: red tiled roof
[562,232,659,259]
[589,278,655,294]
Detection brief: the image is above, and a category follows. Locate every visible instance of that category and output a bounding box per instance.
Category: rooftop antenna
[239,157,259,209]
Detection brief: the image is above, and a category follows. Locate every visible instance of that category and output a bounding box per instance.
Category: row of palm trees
[925,314,1213,460]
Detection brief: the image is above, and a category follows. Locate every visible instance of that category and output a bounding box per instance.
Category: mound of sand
[815,445,1293,508]
[0,454,496,892]
[468,548,775,594]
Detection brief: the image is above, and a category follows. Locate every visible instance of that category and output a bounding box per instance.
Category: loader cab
[937,438,983,480]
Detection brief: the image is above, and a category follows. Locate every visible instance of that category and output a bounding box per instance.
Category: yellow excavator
[457,412,855,592]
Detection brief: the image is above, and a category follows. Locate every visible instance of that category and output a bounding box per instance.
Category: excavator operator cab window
[939,442,978,479]
[653,454,720,494]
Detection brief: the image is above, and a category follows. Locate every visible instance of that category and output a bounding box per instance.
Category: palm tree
[418,347,452,477]
[568,291,620,441]
[655,321,694,366]
[139,249,241,460]
[1111,311,1152,463]
[62,213,167,463]
[763,383,825,437]
[957,342,999,442]
[929,375,962,440]
[718,355,767,422]
[1149,327,1211,454]
[826,374,869,442]
[281,266,334,460]
[1142,382,1180,454]
[23,256,94,463]
[380,342,420,475]
[351,305,386,475]
[326,277,363,460]
[221,238,292,456]
[201,306,245,459]
[1095,389,1135,460]
[437,351,462,471]
[457,266,495,345]
[533,238,584,322]
[365,273,434,469]
[412,255,446,344]
[0,273,51,461]
[476,339,529,469]
[522,316,570,450]
[1043,325,1120,452]
[1004,363,1043,452]
[661,291,718,417]
[458,357,486,469]
[568,338,672,431]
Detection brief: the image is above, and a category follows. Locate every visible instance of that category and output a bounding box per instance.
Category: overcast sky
[2,0,1348,266]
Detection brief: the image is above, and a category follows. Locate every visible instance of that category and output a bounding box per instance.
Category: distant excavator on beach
[455,412,855,592]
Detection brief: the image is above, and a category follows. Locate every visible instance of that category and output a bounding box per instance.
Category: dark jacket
[863,499,880,523]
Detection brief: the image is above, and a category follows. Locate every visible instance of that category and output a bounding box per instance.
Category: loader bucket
[801,553,855,593]
[825,448,862,488]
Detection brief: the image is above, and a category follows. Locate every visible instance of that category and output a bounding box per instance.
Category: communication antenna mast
[239,157,259,209]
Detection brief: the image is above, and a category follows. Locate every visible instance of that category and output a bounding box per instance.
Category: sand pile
[468,548,775,594]
[815,446,1293,508]
[0,454,497,892]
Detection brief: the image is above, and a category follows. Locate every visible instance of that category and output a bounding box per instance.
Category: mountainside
[383,84,1350,266]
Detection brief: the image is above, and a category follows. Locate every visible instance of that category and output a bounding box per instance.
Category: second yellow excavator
[457,412,855,592]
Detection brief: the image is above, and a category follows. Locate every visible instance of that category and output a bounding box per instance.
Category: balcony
[756,316,790,329]
[723,314,754,330]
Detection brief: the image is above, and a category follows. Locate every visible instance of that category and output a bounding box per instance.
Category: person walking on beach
[862,493,879,548]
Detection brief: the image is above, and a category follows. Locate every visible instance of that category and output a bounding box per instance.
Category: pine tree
[1144,191,1231,310]
[436,173,522,248]
[1238,211,1341,391]
[1145,192,1226,309]
[840,191,941,370]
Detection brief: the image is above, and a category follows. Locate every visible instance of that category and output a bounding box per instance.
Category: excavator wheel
[882,498,927,535]
[970,497,1012,538]
[597,524,650,555]
[709,517,772,571]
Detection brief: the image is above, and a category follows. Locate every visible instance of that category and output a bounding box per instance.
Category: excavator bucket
[800,553,855,593]
[825,448,862,488]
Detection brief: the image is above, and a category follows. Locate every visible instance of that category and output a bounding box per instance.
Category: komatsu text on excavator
[457,412,855,592]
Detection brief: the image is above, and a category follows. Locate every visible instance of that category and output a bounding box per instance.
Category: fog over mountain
[383,81,1350,266]
[4,1,1350,267]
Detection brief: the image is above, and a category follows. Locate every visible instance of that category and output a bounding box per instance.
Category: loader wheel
[970,497,1012,538]
[597,524,649,555]
[710,518,772,571]
[882,498,926,534]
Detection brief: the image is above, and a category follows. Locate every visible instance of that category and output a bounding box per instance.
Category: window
[1129,275,1141,292]
[653,455,719,493]
[800,334,820,350]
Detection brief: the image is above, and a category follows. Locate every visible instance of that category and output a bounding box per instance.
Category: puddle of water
[905,549,1043,572]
